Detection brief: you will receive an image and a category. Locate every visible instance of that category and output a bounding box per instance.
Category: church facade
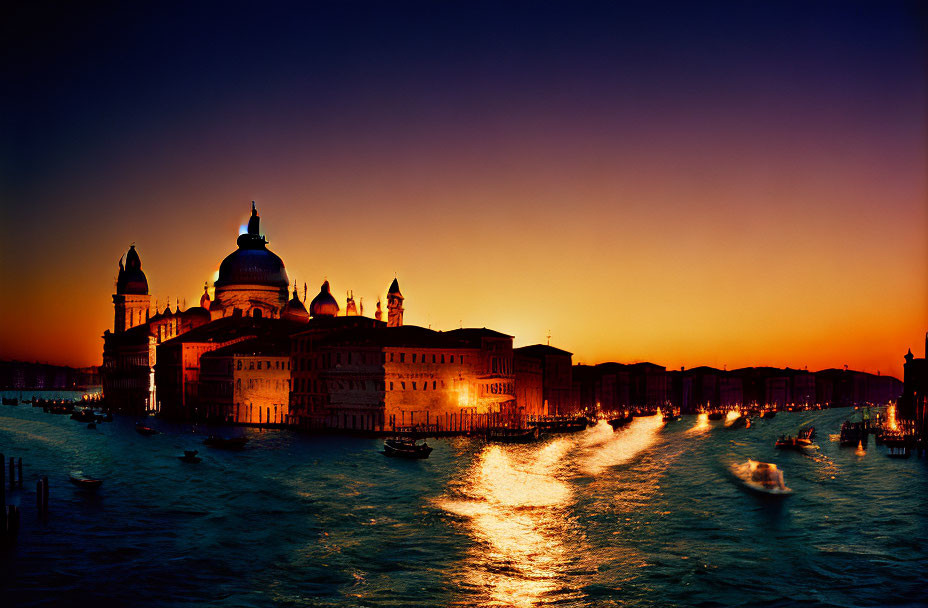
[101,201,563,429]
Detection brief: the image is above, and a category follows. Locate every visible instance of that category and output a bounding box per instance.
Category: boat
[486,426,540,443]
[2,397,18,406]
[762,411,776,419]
[662,414,682,422]
[69,472,103,490]
[607,414,634,430]
[383,437,433,459]
[730,460,792,497]
[728,415,749,429]
[178,450,202,463]
[135,422,159,436]
[531,416,589,433]
[707,411,724,421]
[775,434,812,450]
[71,409,96,422]
[839,420,867,448]
[798,426,816,441]
[204,435,249,450]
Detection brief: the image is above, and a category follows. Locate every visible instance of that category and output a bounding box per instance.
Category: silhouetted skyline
[1,1,925,375]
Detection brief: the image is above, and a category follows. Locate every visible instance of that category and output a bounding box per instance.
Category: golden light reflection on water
[577,416,664,477]
[724,410,741,425]
[687,412,711,434]
[436,414,673,607]
[437,441,578,607]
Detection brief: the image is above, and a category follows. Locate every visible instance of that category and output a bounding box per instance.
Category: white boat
[731,460,792,497]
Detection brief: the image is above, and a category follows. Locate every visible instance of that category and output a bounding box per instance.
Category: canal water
[1,395,925,607]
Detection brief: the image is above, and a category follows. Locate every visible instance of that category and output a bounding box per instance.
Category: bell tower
[386,278,404,327]
[113,245,151,333]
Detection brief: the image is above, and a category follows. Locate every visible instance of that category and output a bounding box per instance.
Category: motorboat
[731,460,792,497]
[839,420,867,448]
[486,426,540,443]
[707,411,724,421]
[204,435,248,450]
[607,414,634,430]
[383,437,433,459]
[135,422,159,436]
[728,415,749,429]
[775,434,812,450]
[69,472,103,490]
[798,426,816,441]
[762,411,776,419]
[178,450,202,463]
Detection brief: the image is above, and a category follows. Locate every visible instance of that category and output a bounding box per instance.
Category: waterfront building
[513,344,574,415]
[155,317,306,419]
[289,323,515,431]
[513,352,543,417]
[900,334,928,446]
[101,246,211,412]
[198,334,293,425]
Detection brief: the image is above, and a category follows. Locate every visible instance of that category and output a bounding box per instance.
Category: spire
[247,200,260,235]
[303,282,307,303]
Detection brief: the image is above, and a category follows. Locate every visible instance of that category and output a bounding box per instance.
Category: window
[451,355,455,363]
[433,381,437,390]
[400,353,405,363]
[460,356,465,365]
[441,354,445,364]
[257,361,262,370]
[412,382,417,390]
[412,354,417,363]
[390,352,394,362]
[390,382,394,390]
[432,354,436,363]
[401,382,406,390]
[237,360,242,370]
[249,361,254,370]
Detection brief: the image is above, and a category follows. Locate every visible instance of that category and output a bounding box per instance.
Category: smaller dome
[116,245,149,295]
[310,280,339,317]
[283,286,310,322]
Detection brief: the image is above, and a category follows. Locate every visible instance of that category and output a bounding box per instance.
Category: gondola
[204,435,248,450]
[178,450,202,463]
[486,426,540,443]
[707,411,724,421]
[383,438,433,459]
[762,411,776,419]
[2,397,18,405]
[69,472,103,490]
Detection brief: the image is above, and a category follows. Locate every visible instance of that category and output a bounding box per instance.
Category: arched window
[253,308,263,318]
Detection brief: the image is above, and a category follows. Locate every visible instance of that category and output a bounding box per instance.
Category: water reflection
[577,415,664,477]
[437,441,578,607]
[687,412,710,434]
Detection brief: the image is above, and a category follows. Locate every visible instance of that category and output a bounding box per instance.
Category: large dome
[215,203,289,289]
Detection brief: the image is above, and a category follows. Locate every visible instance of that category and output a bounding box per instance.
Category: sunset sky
[1,1,925,377]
